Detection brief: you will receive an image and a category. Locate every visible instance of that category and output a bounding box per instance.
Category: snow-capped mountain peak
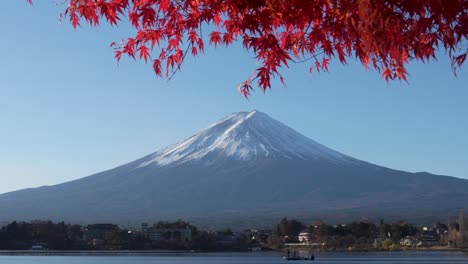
[137,110,353,167]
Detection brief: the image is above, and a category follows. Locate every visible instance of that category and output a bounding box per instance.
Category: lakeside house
[419,230,440,247]
[141,221,192,242]
[400,237,418,247]
[83,223,119,241]
[298,232,310,244]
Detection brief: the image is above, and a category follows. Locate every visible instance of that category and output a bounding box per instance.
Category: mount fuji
[0,110,467,227]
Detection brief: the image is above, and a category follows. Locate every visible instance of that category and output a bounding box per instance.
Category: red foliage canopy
[30,0,467,97]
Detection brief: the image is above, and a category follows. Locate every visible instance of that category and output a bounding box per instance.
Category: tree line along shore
[0,216,467,252]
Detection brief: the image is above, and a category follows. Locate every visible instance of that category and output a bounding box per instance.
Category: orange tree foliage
[29,0,467,97]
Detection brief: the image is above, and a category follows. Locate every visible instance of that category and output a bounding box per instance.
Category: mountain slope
[0,110,467,226]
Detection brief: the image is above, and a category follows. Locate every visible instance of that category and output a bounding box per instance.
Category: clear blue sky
[0,2,467,194]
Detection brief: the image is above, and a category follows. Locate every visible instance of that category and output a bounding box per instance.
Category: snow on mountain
[138,110,355,167]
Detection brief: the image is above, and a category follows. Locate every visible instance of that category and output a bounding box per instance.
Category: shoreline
[0,250,198,256]
[0,248,466,256]
[283,246,467,253]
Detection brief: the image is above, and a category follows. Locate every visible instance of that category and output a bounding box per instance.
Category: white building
[298,232,310,244]
[141,222,192,242]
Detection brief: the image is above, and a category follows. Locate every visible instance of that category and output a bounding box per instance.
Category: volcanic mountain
[1,110,467,226]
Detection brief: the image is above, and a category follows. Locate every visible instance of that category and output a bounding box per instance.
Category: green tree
[382,239,394,249]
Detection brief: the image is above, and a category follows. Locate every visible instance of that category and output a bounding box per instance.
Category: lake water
[0,251,467,264]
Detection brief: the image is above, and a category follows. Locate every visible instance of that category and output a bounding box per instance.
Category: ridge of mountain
[137,110,358,167]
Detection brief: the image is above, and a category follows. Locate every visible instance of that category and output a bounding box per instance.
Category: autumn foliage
[29,0,467,96]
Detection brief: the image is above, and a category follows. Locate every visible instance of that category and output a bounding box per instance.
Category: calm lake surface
[0,251,467,264]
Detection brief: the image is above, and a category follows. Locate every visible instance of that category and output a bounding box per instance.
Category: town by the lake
[1,209,467,253]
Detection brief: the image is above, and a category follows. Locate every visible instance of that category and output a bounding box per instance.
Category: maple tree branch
[54,0,68,5]
[290,50,325,64]
[302,22,313,38]
[168,43,192,81]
